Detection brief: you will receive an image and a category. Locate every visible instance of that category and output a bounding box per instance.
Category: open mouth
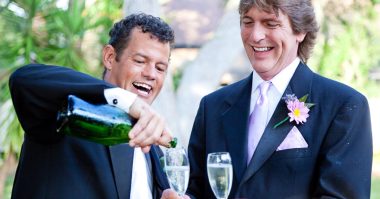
[253,46,274,52]
[132,82,152,96]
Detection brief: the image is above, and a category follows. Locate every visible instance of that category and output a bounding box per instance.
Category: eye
[242,19,253,26]
[265,21,280,28]
[156,64,167,73]
[134,59,145,64]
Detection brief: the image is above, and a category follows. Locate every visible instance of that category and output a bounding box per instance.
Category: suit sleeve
[186,98,207,199]
[313,93,372,198]
[9,64,115,144]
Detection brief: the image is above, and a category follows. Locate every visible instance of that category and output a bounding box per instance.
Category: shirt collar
[251,57,301,94]
[271,57,300,94]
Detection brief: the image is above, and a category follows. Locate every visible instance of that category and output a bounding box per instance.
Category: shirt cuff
[104,88,137,113]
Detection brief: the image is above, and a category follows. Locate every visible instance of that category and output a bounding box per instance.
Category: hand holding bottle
[57,95,176,152]
[128,97,173,153]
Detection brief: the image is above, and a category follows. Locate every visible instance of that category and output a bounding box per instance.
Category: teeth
[133,82,152,91]
[253,47,271,52]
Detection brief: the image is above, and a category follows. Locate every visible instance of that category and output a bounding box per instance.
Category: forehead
[122,28,170,59]
[240,0,279,14]
[127,28,167,47]
[242,6,285,20]
[129,27,157,43]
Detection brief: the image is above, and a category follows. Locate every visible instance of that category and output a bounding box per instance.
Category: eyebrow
[134,52,147,59]
[242,14,280,23]
[262,17,281,23]
[134,52,169,66]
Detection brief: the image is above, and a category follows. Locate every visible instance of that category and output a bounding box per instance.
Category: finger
[128,110,153,147]
[128,98,145,119]
[128,98,149,140]
[161,189,179,199]
[156,128,173,148]
[140,117,164,147]
[141,146,151,153]
[133,114,164,147]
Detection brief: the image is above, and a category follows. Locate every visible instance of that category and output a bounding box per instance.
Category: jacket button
[113,99,118,105]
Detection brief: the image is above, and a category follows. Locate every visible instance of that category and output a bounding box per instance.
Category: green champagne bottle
[56,95,177,147]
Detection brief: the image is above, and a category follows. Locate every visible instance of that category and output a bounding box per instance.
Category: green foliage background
[309,1,380,97]
[0,0,123,162]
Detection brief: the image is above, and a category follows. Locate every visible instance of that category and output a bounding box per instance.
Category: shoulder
[11,63,66,80]
[311,72,368,107]
[11,63,45,78]
[14,63,62,72]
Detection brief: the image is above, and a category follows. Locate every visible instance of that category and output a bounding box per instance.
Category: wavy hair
[239,0,319,63]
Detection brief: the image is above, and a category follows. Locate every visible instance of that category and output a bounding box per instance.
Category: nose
[142,64,156,80]
[250,25,265,43]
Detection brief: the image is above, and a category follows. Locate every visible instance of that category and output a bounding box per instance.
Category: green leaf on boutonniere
[305,103,315,109]
[300,94,315,109]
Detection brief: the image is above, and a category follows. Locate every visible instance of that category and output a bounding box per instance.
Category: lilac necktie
[247,81,271,165]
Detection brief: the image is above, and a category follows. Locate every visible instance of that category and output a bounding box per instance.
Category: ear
[296,32,307,43]
[102,45,116,70]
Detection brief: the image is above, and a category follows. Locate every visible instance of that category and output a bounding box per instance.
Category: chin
[141,97,153,105]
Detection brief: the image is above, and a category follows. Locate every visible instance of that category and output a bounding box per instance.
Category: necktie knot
[257,81,271,105]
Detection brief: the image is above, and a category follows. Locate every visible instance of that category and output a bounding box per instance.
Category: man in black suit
[163,0,372,198]
[9,13,175,199]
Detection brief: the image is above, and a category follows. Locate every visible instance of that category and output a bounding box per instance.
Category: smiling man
[9,13,175,199]
[177,0,372,199]
[240,5,306,81]
[103,24,170,105]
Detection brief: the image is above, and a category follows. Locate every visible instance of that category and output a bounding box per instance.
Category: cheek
[113,69,135,87]
[123,66,141,77]
[241,29,250,42]
[158,74,166,84]
[156,74,166,88]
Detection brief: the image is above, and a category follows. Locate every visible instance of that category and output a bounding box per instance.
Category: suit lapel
[109,144,134,199]
[110,145,168,199]
[150,145,170,193]
[240,89,293,183]
[240,63,314,184]
[222,74,252,183]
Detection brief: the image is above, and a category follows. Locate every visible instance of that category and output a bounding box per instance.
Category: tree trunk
[0,154,17,198]
[122,0,184,143]
[123,0,161,16]
[122,0,245,147]
[176,1,242,145]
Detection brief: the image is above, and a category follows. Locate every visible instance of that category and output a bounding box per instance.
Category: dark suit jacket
[187,62,372,199]
[9,64,170,199]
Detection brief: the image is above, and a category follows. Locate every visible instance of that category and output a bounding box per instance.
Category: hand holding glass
[164,147,190,196]
[207,152,233,199]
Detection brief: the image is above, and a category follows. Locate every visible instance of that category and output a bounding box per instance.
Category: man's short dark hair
[103,13,175,78]
[109,13,175,60]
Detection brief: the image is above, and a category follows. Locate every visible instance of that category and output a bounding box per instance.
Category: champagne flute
[207,152,233,199]
[164,147,190,196]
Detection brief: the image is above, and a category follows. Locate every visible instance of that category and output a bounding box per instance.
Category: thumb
[128,98,148,119]
[157,127,173,148]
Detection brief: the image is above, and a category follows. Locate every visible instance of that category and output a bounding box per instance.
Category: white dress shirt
[104,88,153,199]
[250,57,301,123]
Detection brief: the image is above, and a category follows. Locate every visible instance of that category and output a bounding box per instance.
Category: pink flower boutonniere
[274,94,315,129]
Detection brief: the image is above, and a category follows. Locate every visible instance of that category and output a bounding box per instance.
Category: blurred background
[0,0,379,198]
